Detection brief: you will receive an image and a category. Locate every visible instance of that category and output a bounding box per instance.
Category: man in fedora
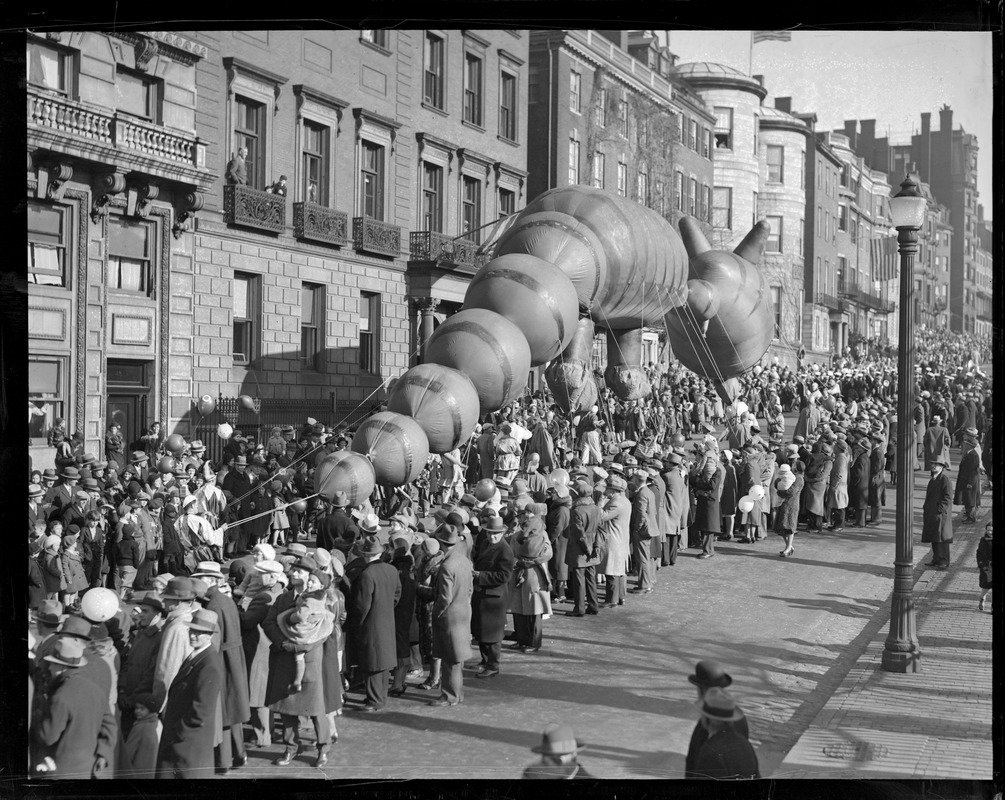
[628,470,658,594]
[522,723,592,779]
[428,523,473,707]
[470,514,515,679]
[48,466,80,522]
[119,593,165,738]
[33,637,113,779]
[221,456,253,556]
[317,491,359,553]
[345,535,400,712]
[690,687,760,779]
[191,561,250,772]
[157,608,223,779]
[564,479,601,616]
[29,483,45,538]
[147,577,200,712]
[922,456,954,570]
[684,660,750,776]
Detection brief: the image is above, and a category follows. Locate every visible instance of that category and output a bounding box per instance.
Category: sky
[660,30,994,219]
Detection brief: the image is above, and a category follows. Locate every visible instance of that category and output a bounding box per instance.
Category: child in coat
[276,588,334,692]
[120,702,161,778]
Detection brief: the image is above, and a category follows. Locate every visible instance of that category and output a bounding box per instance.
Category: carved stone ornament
[90,172,126,223]
[134,36,159,72]
[172,191,205,239]
[127,179,159,218]
[44,161,73,201]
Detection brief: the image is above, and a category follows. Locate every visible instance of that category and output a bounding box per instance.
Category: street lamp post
[881,170,927,673]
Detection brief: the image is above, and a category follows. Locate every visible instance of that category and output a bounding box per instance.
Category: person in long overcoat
[692,455,724,558]
[921,458,954,569]
[867,436,887,525]
[736,447,763,541]
[388,542,418,696]
[508,505,553,650]
[237,563,283,748]
[470,516,516,677]
[564,480,602,614]
[545,483,572,603]
[718,451,739,541]
[663,455,688,562]
[827,440,850,531]
[923,416,952,471]
[262,556,331,766]
[954,432,983,523]
[774,464,804,557]
[802,444,832,531]
[345,537,401,711]
[847,438,871,527]
[648,465,670,563]
[629,472,658,592]
[429,524,473,706]
[597,477,631,605]
[976,523,992,610]
[156,610,223,779]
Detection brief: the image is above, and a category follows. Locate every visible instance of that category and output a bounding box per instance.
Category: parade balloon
[197,394,216,416]
[157,456,176,474]
[386,363,480,453]
[670,433,686,450]
[424,308,531,413]
[239,394,256,411]
[80,588,119,623]
[314,452,375,507]
[474,478,497,502]
[290,499,308,514]
[753,365,762,376]
[737,496,755,513]
[351,412,430,486]
[165,433,186,453]
[217,422,234,440]
[549,468,570,488]
[544,318,599,414]
[821,396,837,413]
[748,484,766,501]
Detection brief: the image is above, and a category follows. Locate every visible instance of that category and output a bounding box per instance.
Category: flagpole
[749,31,754,75]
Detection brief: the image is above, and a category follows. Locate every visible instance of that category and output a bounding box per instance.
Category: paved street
[221,422,994,781]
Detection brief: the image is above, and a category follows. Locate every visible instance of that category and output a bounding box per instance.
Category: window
[798,217,804,259]
[617,161,627,197]
[619,100,629,137]
[303,121,329,205]
[592,152,605,189]
[235,96,266,190]
[704,127,713,158]
[637,168,649,204]
[817,207,823,237]
[359,291,380,373]
[462,175,482,243]
[233,272,259,364]
[767,144,784,183]
[421,162,443,232]
[300,283,324,371]
[676,111,684,143]
[713,187,732,228]
[702,185,712,223]
[713,106,733,149]
[498,187,515,219]
[654,179,666,214]
[568,136,580,184]
[675,172,684,211]
[361,141,385,220]
[499,70,517,141]
[570,71,582,113]
[766,216,783,253]
[595,87,608,127]
[107,217,152,295]
[688,178,698,216]
[463,52,483,126]
[752,191,758,226]
[800,152,806,188]
[838,204,848,232]
[28,201,66,287]
[423,33,445,110]
[528,64,539,105]
[816,159,823,190]
[361,30,388,48]
[771,286,782,338]
[689,119,698,151]
[115,67,159,122]
[27,39,72,96]
[637,117,649,150]
[29,357,65,444]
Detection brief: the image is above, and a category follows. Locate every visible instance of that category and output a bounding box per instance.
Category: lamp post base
[881,647,921,673]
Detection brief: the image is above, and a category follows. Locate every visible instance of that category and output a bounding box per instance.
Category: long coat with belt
[803,453,831,517]
[921,469,954,544]
[391,553,418,659]
[33,668,114,779]
[868,446,887,507]
[923,424,952,470]
[431,542,473,664]
[156,646,222,778]
[848,446,871,510]
[205,586,251,729]
[774,475,804,533]
[263,588,327,717]
[508,519,553,616]
[471,535,516,643]
[238,582,283,707]
[665,467,688,535]
[827,450,850,510]
[346,559,401,672]
[565,495,602,569]
[597,492,631,576]
[545,496,571,584]
[954,446,982,509]
[692,463,724,533]
[719,462,739,518]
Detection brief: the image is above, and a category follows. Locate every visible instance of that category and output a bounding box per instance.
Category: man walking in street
[690,688,760,779]
[470,515,515,679]
[922,456,954,570]
[428,523,473,707]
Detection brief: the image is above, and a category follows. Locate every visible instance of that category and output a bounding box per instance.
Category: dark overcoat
[868,447,886,507]
[564,497,601,569]
[262,588,327,716]
[238,582,282,706]
[692,464,724,533]
[803,454,831,517]
[921,470,953,544]
[470,536,516,643]
[719,463,739,517]
[205,587,251,728]
[954,447,982,508]
[774,475,804,534]
[33,669,113,779]
[692,727,760,779]
[346,559,400,672]
[431,543,473,663]
[156,646,222,778]
[545,497,571,583]
[848,448,871,510]
[391,555,419,658]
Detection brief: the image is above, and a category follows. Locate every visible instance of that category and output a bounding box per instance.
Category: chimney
[919,112,932,184]
[774,97,792,113]
[752,74,764,86]
[860,119,876,145]
[843,120,858,148]
[939,104,953,134]
[921,112,931,135]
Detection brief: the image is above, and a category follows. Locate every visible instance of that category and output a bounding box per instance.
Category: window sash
[464,53,483,125]
[713,107,733,149]
[499,72,517,140]
[107,218,152,295]
[236,97,265,189]
[498,188,515,219]
[462,176,481,243]
[568,138,580,184]
[767,145,784,182]
[592,153,605,189]
[359,292,379,373]
[617,163,627,196]
[27,41,67,94]
[116,69,154,120]
[422,163,443,231]
[361,30,387,47]
[233,273,257,363]
[619,101,629,137]
[29,358,64,442]
[570,72,581,113]
[361,142,385,220]
[303,122,329,205]
[766,216,783,252]
[424,34,444,108]
[712,187,732,228]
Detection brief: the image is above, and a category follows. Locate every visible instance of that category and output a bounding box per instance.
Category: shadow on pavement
[760,594,884,618]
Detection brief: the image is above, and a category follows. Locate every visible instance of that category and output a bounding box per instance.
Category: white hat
[255,559,285,575]
[182,494,199,509]
[359,513,381,534]
[253,542,276,561]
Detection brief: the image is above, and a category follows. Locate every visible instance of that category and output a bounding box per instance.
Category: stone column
[412,297,440,364]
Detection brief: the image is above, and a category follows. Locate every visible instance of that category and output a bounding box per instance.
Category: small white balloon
[217,422,234,440]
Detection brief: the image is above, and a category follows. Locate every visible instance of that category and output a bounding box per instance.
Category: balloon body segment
[386,363,480,454]
[351,412,431,487]
[314,452,376,507]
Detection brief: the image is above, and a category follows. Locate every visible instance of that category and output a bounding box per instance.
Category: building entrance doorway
[106,359,152,450]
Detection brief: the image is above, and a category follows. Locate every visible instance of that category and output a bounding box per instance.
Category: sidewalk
[776,501,994,779]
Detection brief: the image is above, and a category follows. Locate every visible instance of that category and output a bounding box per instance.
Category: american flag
[870,236,899,281]
[752,31,793,44]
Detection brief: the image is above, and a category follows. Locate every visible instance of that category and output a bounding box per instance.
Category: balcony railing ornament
[293,201,348,246]
[353,216,401,258]
[224,184,286,234]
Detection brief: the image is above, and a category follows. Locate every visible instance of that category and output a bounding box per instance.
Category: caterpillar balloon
[315,186,774,504]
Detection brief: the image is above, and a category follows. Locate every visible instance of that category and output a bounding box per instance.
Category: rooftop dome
[672,62,768,99]
[672,61,750,79]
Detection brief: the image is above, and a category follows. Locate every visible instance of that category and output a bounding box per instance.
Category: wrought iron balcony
[814,291,841,312]
[353,216,402,258]
[408,231,478,268]
[223,184,286,234]
[293,201,348,246]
